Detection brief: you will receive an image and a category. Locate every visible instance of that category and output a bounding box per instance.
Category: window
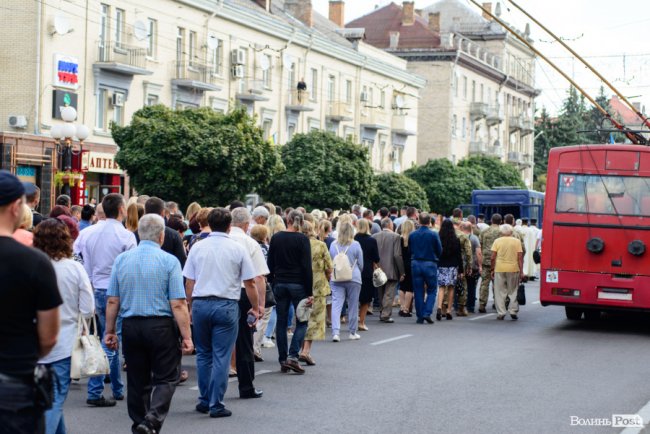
[454,73,459,97]
[114,8,125,49]
[452,114,457,137]
[480,83,484,103]
[211,38,223,75]
[462,117,466,139]
[368,87,374,106]
[96,88,107,130]
[462,76,467,100]
[326,121,338,135]
[262,55,272,89]
[146,94,158,106]
[380,90,386,109]
[327,75,336,102]
[146,19,157,58]
[112,91,125,126]
[344,127,355,142]
[471,80,476,102]
[470,120,476,140]
[345,80,352,104]
[378,135,388,170]
[262,119,273,141]
[99,5,109,59]
[189,31,197,67]
[176,28,185,69]
[310,68,318,102]
[287,123,296,141]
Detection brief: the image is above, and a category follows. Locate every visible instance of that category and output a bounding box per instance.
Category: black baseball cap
[0,171,25,206]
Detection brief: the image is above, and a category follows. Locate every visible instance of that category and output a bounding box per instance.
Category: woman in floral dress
[300,220,332,366]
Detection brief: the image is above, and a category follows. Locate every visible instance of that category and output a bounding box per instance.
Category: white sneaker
[261,337,275,348]
[332,335,340,342]
[349,333,361,340]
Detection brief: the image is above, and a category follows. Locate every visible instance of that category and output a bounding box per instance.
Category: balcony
[172,61,222,92]
[236,80,269,102]
[470,102,488,120]
[391,114,416,136]
[360,108,390,130]
[487,145,504,159]
[521,117,534,135]
[326,101,354,122]
[469,140,487,155]
[286,90,314,112]
[95,41,152,75]
[522,153,534,167]
[508,151,523,165]
[509,115,523,132]
[486,105,504,126]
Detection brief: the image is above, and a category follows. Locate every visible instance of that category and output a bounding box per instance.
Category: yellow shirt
[491,236,522,273]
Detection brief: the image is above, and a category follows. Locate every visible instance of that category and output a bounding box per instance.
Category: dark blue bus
[459,188,545,224]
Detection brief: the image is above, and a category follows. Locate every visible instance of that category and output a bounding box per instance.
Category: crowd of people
[0,169,542,434]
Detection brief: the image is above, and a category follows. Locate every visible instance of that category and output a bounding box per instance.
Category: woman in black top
[354,219,380,331]
[398,219,416,317]
[436,219,463,320]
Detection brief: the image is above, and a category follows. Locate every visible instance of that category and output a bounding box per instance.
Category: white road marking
[621,398,650,434]
[370,334,413,346]
[532,301,541,305]
[469,313,496,321]
[189,369,273,389]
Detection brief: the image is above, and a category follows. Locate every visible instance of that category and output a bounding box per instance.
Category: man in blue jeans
[74,193,136,407]
[183,208,259,418]
[408,213,442,324]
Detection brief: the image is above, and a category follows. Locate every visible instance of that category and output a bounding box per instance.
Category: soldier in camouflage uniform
[478,213,502,313]
[467,215,481,237]
[453,218,473,316]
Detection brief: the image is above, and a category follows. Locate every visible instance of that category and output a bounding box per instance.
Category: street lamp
[51,106,89,196]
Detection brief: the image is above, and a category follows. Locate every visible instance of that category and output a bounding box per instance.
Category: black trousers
[122,317,181,434]
[236,290,255,396]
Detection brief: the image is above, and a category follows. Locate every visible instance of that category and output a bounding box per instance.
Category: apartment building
[0,0,424,209]
[348,0,539,187]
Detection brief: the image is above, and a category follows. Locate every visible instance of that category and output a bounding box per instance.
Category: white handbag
[70,315,110,380]
[372,267,388,287]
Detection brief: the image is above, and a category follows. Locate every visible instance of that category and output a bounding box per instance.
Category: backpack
[332,245,355,282]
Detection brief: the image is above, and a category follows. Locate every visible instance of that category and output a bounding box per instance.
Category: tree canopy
[260,131,375,209]
[113,105,282,208]
[405,158,487,215]
[457,155,525,189]
[369,172,429,210]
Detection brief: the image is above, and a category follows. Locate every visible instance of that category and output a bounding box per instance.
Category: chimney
[481,2,492,21]
[428,12,440,33]
[389,31,400,49]
[329,1,345,27]
[255,0,270,12]
[285,0,313,27]
[402,1,415,26]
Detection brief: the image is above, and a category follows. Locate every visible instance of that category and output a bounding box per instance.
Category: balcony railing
[391,114,416,135]
[486,105,504,126]
[286,90,313,112]
[360,108,390,130]
[326,101,354,122]
[236,79,269,102]
[172,61,221,91]
[96,41,150,75]
[508,151,522,165]
[509,115,523,132]
[521,117,534,135]
[469,140,487,155]
[470,102,488,120]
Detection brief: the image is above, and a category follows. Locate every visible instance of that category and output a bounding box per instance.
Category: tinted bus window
[556,173,650,216]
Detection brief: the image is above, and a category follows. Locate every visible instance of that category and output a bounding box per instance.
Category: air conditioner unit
[231,65,245,79]
[360,91,369,102]
[111,93,125,107]
[231,48,245,65]
[8,115,27,129]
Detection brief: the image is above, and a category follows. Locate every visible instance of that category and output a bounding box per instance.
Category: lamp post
[51,106,89,197]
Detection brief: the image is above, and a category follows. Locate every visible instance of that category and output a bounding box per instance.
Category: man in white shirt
[183,208,259,418]
[230,207,268,399]
[73,193,136,408]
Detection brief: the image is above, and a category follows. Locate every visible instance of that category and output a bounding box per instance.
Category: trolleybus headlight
[586,237,605,254]
[628,240,645,256]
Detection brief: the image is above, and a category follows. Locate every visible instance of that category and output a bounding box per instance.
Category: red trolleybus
[540,144,650,320]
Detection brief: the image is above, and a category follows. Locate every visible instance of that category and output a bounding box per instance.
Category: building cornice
[175,0,426,88]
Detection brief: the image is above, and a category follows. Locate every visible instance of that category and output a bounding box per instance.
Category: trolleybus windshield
[555,173,650,217]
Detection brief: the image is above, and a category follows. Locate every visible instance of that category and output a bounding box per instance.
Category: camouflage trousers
[454,276,467,309]
[479,265,493,308]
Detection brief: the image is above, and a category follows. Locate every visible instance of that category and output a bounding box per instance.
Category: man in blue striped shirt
[105,214,193,434]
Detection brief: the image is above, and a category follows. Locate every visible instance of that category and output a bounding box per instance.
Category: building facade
[348,0,539,187]
[0,0,424,211]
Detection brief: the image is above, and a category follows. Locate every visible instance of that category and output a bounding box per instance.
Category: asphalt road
[63,281,650,434]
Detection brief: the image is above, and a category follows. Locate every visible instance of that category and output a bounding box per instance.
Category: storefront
[80,151,124,204]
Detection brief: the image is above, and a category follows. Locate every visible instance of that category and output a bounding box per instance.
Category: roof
[346,2,441,50]
[610,96,643,126]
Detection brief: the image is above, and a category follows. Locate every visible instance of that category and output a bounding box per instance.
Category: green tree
[533,107,556,190]
[405,159,487,215]
[554,86,587,148]
[260,131,375,209]
[113,105,282,208]
[369,172,429,210]
[457,155,525,189]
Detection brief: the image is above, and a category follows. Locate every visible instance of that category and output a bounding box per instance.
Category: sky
[312,0,650,119]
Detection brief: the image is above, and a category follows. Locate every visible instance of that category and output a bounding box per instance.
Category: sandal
[298,354,316,366]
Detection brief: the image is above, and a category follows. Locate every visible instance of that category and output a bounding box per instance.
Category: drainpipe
[34,0,42,135]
